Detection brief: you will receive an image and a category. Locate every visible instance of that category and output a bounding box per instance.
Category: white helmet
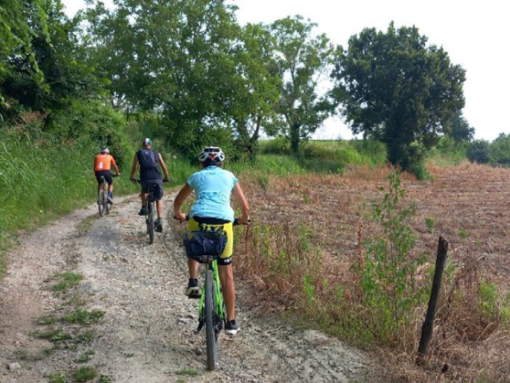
[101,147,110,154]
[198,146,225,163]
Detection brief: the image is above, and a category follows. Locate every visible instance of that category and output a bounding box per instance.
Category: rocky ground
[0,192,373,383]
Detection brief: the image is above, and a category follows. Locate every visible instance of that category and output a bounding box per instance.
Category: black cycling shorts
[141,179,164,201]
[95,170,113,185]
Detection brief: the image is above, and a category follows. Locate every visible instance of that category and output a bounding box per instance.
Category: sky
[62,0,509,142]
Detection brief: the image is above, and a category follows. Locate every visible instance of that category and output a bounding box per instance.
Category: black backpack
[138,149,159,169]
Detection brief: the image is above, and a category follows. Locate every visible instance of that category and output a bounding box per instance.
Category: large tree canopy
[85,0,242,158]
[0,0,49,110]
[332,22,466,173]
[269,16,337,155]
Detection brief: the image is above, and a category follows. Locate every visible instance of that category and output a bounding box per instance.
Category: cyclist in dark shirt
[130,138,169,232]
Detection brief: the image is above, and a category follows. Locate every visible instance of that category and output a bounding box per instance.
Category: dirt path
[0,193,372,383]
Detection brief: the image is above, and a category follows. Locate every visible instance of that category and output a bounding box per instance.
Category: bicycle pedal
[188,294,201,300]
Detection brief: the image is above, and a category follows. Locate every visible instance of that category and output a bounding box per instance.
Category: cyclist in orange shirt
[94,147,120,203]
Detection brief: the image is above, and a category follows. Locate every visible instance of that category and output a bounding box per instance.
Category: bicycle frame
[196,259,226,334]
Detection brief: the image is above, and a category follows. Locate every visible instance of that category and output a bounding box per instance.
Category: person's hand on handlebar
[235,216,250,225]
[174,212,187,222]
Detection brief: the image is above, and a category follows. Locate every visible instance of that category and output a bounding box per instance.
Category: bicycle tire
[98,189,106,217]
[105,184,111,215]
[148,201,155,244]
[205,269,217,371]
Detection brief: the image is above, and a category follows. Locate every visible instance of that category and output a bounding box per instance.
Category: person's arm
[232,183,250,224]
[111,156,120,176]
[173,183,193,221]
[158,153,170,182]
[130,153,139,180]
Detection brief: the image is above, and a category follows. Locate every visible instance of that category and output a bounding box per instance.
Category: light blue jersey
[187,166,238,221]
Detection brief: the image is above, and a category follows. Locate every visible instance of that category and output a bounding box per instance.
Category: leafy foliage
[269,16,337,155]
[446,110,474,143]
[1,0,97,116]
[85,0,243,160]
[332,22,466,177]
[466,139,491,164]
[489,133,510,165]
[0,0,49,108]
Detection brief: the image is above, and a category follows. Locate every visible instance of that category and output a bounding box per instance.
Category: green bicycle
[182,218,244,371]
[184,229,227,371]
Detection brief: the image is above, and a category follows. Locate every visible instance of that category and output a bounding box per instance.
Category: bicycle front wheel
[98,190,106,217]
[148,201,155,244]
[205,269,218,371]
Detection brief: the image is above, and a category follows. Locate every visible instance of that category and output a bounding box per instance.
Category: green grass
[72,366,98,382]
[175,369,199,376]
[62,309,104,326]
[52,272,84,291]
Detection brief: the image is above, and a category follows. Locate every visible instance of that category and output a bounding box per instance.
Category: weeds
[52,272,84,292]
[48,372,66,383]
[62,309,104,326]
[72,366,98,382]
[354,170,427,349]
[425,217,435,234]
[75,349,95,363]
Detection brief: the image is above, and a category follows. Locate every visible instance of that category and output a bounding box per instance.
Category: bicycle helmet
[142,138,152,146]
[199,146,225,164]
[101,147,110,154]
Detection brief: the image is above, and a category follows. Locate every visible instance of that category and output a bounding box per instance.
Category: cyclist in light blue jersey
[174,147,250,336]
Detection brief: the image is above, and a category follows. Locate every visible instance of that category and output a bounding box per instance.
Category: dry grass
[234,162,510,382]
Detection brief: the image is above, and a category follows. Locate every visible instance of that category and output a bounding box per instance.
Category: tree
[489,133,510,165]
[269,16,337,155]
[332,22,466,175]
[227,23,282,160]
[467,139,490,164]
[85,0,243,159]
[0,0,50,111]
[447,111,474,143]
[0,0,97,119]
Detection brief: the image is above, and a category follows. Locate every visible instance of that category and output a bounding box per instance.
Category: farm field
[236,162,510,382]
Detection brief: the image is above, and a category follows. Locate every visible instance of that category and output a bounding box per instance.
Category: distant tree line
[1,0,505,176]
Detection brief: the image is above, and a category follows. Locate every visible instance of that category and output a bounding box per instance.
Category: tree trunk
[290,121,300,155]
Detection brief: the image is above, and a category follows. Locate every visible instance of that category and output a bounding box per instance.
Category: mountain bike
[133,179,160,244]
[97,174,117,217]
[182,217,245,371]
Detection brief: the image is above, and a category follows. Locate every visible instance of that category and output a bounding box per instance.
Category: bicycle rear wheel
[105,184,111,215]
[204,269,218,371]
[98,189,106,217]
[148,201,155,244]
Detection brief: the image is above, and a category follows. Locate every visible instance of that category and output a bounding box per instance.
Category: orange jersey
[94,154,116,171]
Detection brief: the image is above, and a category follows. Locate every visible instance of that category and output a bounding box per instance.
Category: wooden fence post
[416,236,449,365]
